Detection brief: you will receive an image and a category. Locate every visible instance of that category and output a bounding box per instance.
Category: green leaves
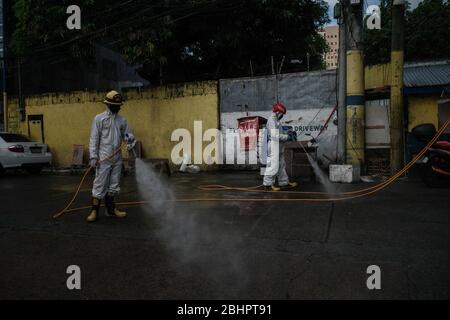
[363,0,450,65]
[405,0,450,61]
[10,0,330,83]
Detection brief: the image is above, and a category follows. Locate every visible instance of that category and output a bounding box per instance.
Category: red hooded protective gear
[272,102,287,114]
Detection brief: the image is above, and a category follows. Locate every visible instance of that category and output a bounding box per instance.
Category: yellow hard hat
[103,90,124,106]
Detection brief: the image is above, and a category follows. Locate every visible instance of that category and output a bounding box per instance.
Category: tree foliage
[10,0,330,83]
[363,0,450,65]
[11,0,99,58]
[363,0,393,65]
[406,0,450,61]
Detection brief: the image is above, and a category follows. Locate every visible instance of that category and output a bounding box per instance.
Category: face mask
[108,105,121,114]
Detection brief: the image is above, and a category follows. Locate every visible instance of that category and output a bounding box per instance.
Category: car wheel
[0,165,4,176]
[26,166,43,175]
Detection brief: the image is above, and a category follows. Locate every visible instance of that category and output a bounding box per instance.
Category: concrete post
[390,0,405,174]
[345,1,365,167]
[1,0,7,132]
[337,0,347,164]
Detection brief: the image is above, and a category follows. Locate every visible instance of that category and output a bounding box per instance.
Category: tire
[0,164,4,176]
[26,166,43,175]
[422,156,446,188]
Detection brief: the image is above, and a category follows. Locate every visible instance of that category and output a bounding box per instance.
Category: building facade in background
[318,25,339,70]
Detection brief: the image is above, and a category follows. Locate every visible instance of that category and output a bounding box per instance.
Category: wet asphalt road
[0,170,449,299]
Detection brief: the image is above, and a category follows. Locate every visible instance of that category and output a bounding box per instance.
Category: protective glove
[89,158,98,168]
[280,133,289,142]
[125,133,135,144]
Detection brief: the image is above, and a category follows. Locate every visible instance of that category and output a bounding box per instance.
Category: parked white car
[0,133,52,174]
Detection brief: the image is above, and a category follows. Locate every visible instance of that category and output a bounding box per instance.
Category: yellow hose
[52,146,123,219]
[199,118,450,196]
[53,118,450,219]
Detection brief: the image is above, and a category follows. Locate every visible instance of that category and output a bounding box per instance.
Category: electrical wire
[13,1,241,90]
[27,0,234,56]
[295,74,337,140]
[30,4,187,54]
[82,0,137,20]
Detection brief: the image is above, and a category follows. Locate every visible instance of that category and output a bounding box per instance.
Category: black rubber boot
[86,197,101,222]
[264,185,280,191]
[104,194,127,218]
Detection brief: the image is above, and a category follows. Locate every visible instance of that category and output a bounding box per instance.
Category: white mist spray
[305,153,335,196]
[134,158,246,293]
[135,158,175,209]
[135,158,197,262]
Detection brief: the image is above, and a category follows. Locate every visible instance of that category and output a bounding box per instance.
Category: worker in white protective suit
[263,102,297,191]
[86,90,135,222]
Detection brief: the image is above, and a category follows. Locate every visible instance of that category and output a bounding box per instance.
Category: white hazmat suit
[263,112,290,187]
[89,109,133,199]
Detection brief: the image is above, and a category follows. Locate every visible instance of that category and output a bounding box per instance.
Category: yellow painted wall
[5,64,442,168]
[364,63,440,132]
[407,95,439,131]
[365,63,391,90]
[6,81,219,169]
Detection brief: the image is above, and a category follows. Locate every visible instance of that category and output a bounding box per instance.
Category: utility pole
[390,0,405,175]
[159,61,163,86]
[306,52,310,72]
[271,56,275,75]
[336,1,347,164]
[278,56,285,74]
[17,58,24,121]
[345,0,365,168]
[0,0,7,132]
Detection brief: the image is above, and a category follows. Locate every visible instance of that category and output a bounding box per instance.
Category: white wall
[220,107,337,165]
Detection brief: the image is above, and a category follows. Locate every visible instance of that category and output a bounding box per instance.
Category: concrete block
[329,164,360,183]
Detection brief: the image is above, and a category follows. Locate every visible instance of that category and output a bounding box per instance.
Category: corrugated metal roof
[404,61,450,87]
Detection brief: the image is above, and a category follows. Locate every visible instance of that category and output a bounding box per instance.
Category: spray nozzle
[125,133,138,158]
[125,133,135,147]
[126,139,136,150]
